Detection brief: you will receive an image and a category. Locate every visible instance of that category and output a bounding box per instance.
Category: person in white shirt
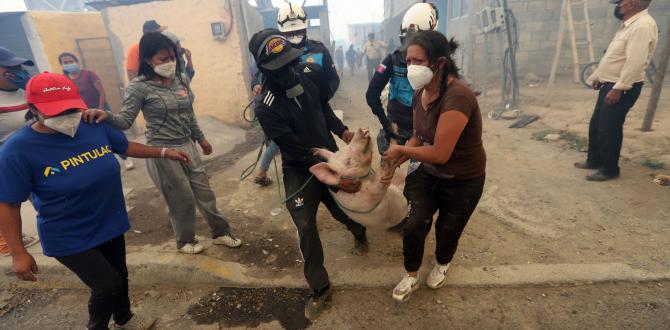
[0,46,39,254]
[362,33,388,81]
[576,0,658,181]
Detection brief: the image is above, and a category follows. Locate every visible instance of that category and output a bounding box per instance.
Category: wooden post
[641,20,670,132]
[565,0,581,83]
[545,0,568,107]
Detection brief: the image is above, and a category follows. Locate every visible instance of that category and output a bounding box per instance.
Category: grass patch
[641,159,665,170]
[532,129,588,151]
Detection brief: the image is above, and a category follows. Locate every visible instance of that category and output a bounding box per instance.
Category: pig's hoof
[352,235,369,255]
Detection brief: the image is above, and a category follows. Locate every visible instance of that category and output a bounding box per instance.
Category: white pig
[309,128,408,228]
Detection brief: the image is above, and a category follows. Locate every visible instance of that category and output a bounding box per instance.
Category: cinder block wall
[103,0,250,124]
[446,0,670,83]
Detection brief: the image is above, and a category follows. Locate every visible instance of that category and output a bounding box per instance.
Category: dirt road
[1,281,669,329]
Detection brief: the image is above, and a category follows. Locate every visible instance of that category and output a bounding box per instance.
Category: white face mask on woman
[43,111,82,138]
[154,61,176,79]
[407,64,435,90]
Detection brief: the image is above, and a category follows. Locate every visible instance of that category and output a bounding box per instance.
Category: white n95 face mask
[287,35,304,46]
[44,111,82,138]
[407,64,435,90]
[154,61,176,79]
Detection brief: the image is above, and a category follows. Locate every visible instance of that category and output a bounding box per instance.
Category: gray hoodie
[106,74,204,147]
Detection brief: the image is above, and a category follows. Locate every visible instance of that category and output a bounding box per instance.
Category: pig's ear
[309,163,339,186]
[312,148,334,161]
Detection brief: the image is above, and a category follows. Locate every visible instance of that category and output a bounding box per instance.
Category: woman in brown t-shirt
[382,31,486,302]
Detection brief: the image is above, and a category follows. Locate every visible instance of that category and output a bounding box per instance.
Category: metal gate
[75,37,124,113]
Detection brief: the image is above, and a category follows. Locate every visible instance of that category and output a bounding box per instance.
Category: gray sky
[0,0,384,42]
[0,0,27,12]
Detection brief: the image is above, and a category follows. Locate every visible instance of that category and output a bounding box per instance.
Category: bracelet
[160,148,167,158]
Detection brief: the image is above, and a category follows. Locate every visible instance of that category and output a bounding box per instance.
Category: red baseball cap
[26,72,87,116]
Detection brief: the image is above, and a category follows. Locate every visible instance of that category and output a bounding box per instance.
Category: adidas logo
[294,197,304,207]
[303,67,312,73]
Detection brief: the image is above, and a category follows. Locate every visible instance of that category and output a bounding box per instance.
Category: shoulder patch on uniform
[376,63,387,74]
[263,91,275,107]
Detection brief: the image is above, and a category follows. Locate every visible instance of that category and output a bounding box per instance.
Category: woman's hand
[81,109,108,124]
[164,149,191,164]
[199,139,213,155]
[382,145,403,165]
[12,252,38,282]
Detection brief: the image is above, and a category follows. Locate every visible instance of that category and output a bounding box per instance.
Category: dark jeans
[402,166,485,272]
[56,235,131,330]
[366,58,380,81]
[587,82,643,176]
[284,169,366,291]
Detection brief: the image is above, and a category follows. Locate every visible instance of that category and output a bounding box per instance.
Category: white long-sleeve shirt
[589,9,658,91]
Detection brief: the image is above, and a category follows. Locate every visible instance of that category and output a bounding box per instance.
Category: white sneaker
[124,158,135,170]
[426,262,450,289]
[212,235,242,248]
[177,242,204,254]
[111,314,157,329]
[392,273,419,302]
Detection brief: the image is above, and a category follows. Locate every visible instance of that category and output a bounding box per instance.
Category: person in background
[576,0,658,181]
[334,45,345,77]
[126,19,167,81]
[381,31,486,302]
[362,33,388,81]
[0,72,190,330]
[58,52,135,171]
[84,32,242,255]
[162,31,195,80]
[345,44,358,76]
[0,46,39,256]
[367,2,439,155]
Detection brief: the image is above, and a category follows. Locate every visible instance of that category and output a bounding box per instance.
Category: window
[450,0,469,19]
[309,19,321,27]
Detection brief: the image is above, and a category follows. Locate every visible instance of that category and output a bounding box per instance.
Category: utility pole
[641,19,670,132]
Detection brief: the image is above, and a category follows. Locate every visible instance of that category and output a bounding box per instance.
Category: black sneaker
[304,286,332,320]
[352,233,369,255]
[586,171,619,182]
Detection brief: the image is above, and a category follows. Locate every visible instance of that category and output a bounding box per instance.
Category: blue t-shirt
[0,121,130,257]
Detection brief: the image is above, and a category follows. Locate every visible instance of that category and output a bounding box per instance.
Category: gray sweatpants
[146,141,231,247]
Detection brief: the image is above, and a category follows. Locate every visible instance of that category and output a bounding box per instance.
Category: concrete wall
[103,0,250,124]
[26,12,106,71]
[23,11,125,111]
[446,0,670,84]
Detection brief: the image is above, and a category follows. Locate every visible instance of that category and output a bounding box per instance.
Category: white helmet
[277,2,308,33]
[400,2,439,37]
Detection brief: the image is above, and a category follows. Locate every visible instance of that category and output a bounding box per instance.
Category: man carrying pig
[249,29,368,320]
